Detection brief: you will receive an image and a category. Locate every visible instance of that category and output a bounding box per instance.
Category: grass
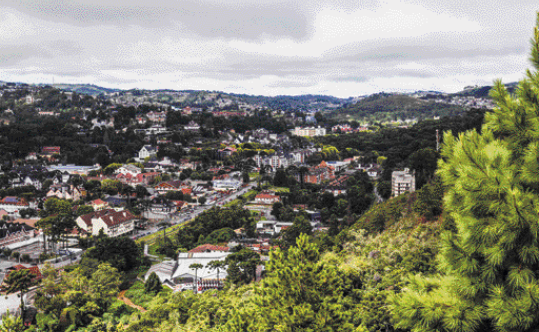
[136,221,189,246]
[268,186,290,193]
[124,280,172,309]
[224,189,259,207]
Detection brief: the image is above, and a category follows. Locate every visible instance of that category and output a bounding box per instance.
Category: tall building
[392,168,415,197]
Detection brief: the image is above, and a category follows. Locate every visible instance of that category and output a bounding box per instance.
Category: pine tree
[391,14,539,332]
[144,272,162,294]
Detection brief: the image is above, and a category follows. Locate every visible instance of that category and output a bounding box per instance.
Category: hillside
[49,84,120,96]
[329,93,466,122]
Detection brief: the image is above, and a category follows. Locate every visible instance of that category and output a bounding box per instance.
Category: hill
[329,93,466,122]
[50,84,121,96]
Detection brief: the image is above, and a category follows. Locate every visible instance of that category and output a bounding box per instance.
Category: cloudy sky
[0,0,537,97]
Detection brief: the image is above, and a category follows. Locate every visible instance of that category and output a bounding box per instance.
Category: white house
[76,209,137,237]
[254,193,280,205]
[138,146,157,161]
[144,252,230,287]
[116,164,142,177]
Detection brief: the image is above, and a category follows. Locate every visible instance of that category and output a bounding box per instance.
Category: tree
[225,249,261,285]
[198,197,207,205]
[83,236,142,272]
[392,15,539,332]
[273,168,288,187]
[76,205,94,216]
[242,171,250,184]
[189,263,203,294]
[283,215,312,246]
[207,260,227,291]
[144,272,162,294]
[224,234,354,331]
[271,201,283,219]
[0,310,24,332]
[4,269,34,313]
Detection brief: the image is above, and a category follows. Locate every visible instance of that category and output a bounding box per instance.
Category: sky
[0,0,537,98]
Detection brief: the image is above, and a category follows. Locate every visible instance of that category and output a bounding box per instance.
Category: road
[135,183,256,239]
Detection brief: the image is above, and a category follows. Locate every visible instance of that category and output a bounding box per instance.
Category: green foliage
[283,215,313,246]
[35,262,122,332]
[125,280,169,309]
[331,93,466,123]
[83,236,144,272]
[392,15,539,332]
[225,248,261,285]
[175,207,255,250]
[0,310,25,332]
[76,205,95,216]
[144,272,162,295]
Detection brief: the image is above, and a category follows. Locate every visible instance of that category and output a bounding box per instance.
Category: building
[138,146,157,160]
[154,180,185,194]
[46,164,101,175]
[144,252,230,288]
[188,244,230,253]
[41,146,61,156]
[76,209,137,237]
[184,121,201,131]
[293,126,326,137]
[116,164,142,177]
[303,161,335,184]
[392,168,416,197]
[254,192,280,205]
[0,197,30,218]
[212,179,242,191]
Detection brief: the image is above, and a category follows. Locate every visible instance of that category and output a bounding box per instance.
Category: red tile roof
[78,209,116,227]
[188,244,230,253]
[99,210,136,227]
[9,264,42,280]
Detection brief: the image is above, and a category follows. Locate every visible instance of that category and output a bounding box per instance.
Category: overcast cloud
[0,0,536,97]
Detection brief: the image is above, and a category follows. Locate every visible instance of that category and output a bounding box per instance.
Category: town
[0,79,491,331]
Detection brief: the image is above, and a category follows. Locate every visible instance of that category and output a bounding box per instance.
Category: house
[138,146,157,160]
[392,168,415,197]
[144,252,230,288]
[135,172,160,185]
[0,197,30,218]
[25,152,38,161]
[0,222,36,247]
[76,209,137,237]
[116,164,142,177]
[255,192,280,205]
[149,197,176,213]
[188,244,230,253]
[89,199,109,211]
[154,180,184,194]
[46,185,85,201]
[303,161,335,185]
[218,147,237,159]
[184,121,201,131]
[325,175,348,196]
[41,146,61,156]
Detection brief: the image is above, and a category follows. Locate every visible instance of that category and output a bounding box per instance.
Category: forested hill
[48,83,352,111]
[329,93,467,122]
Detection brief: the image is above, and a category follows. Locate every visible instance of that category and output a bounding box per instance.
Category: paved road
[137,183,256,238]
